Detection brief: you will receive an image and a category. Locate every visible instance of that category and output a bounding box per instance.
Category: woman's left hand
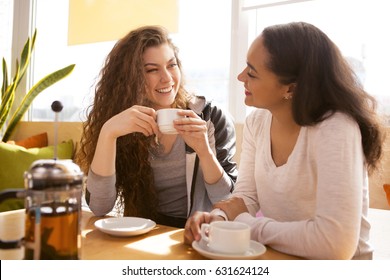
[175,109,224,185]
[214,197,249,221]
[174,110,209,156]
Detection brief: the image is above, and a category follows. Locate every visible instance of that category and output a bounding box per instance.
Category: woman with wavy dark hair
[185,22,384,259]
[76,26,237,228]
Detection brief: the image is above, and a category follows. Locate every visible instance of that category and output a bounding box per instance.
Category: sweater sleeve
[208,103,238,188]
[232,110,264,215]
[203,102,238,200]
[86,168,117,216]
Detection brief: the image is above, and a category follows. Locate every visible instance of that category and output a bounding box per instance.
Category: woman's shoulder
[189,96,233,122]
[310,111,361,140]
[318,111,359,131]
[246,109,270,126]
[187,95,206,113]
[243,109,271,137]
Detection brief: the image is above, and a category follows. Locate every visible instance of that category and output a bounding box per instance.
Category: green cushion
[0,140,74,212]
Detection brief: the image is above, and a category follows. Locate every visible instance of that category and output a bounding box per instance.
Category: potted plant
[0,29,75,142]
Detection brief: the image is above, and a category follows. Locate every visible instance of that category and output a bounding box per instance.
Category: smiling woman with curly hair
[76,26,237,228]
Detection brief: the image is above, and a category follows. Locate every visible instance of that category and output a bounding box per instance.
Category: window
[21,0,232,121]
[8,0,390,124]
[233,0,390,122]
[0,0,13,67]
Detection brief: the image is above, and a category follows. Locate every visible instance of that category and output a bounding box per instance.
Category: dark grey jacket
[184,96,237,216]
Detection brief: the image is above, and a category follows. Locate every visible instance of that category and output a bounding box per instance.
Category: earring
[284,95,292,100]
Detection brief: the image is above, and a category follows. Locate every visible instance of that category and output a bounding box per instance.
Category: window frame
[10,0,35,119]
[11,0,389,125]
[12,0,239,122]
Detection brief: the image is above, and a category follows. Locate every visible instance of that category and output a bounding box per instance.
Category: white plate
[94,217,156,237]
[192,240,266,260]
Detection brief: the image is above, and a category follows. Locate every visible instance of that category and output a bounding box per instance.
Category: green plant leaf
[19,38,31,72]
[14,29,36,89]
[1,58,8,98]
[0,92,15,128]
[2,64,75,141]
[1,58,20,117]
[1,29,74,142]
[0,64,20,130]
[0,91,15,127]
[1,60,20,109]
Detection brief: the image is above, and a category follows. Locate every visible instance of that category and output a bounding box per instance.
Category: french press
[0,101,84,259]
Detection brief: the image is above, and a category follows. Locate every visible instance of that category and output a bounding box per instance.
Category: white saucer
[192,240,266,260]
[94,217,156,237]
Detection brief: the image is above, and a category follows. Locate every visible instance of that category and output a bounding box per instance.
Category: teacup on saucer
[201,221,250,254]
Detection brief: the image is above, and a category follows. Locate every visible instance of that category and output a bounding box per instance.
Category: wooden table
[0,208,301,260]
[3,208,389,260]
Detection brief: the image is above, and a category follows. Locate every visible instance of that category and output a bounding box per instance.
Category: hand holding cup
[156,109,185,134]
[200,221,250,254]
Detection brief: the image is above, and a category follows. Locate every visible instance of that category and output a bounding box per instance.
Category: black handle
[0,189,25,204]
[0,239,23,249]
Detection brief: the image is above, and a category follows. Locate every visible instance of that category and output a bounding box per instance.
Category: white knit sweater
[233,109,372,260]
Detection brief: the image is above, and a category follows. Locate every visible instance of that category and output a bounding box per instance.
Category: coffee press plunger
[0,101,84,259]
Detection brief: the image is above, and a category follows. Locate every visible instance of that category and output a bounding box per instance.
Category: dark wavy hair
[76,26,191,219]
[261,22,384,173]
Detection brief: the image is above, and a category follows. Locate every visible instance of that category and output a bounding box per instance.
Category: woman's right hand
[102,105,159,139]
[90,105,159,176]
[183,211,224,245]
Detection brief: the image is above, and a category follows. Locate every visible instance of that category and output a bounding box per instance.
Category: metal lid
[24,159,84,190]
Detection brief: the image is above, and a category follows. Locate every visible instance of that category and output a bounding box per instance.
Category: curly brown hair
[76,26,191,219]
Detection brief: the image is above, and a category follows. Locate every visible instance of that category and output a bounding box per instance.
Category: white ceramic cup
[200,221,250,254]
[156,108,184,134]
